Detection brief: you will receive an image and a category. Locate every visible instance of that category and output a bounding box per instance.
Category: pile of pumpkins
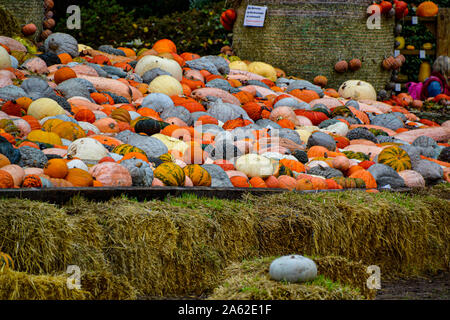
[0,32,449,191]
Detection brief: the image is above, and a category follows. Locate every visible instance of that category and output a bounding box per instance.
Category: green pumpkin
[134,117,169,136]
[331,177,357,189]
[112,144,147,157]
[275,164,294,178]
[343,151,370,161]
[313,107,331,118]
[331,106,353,118]
[183,164,211,186]
[154,162,186,186]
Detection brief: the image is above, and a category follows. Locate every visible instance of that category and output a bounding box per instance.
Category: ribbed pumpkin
[183,164,211,186]
[93,118,120,133]
[378,146,412,172]
[230,176,250,188]
[54,66,77,85]
[27,130,62,145]
[43,158,69,179]
[349,170,377,189]
[416,1,439,17]
[249,177,267,188]
[154,162,185,186]
[112,144,147,157]
[0,154,11,168]
[51,122,86,141]
[89,162,133,187]
[279,159,305,173]
[0,252,14,270]
[0,170,14,188]
[278,175,297,190]
[295,178,314,191]
[265,175,280,188]
[42,118,64,132]
[111,108,131,123]
[22,115,41,131]
[75,109,96,123]
[66,168,94,187]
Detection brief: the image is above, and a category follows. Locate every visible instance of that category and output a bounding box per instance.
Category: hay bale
[232,0,394,91]
[0,270,90,300]
[0,6,20,38]
[80,271,137,300]
[0,0,44,41]
[251,190,450,277]
[208,256,364,300]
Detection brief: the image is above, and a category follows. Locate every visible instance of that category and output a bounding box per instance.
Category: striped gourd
[343,151,370,161]
[154,162,186,186]
[331,177,357,189]
[378,146,411,172]
[274,164,294,178]
[0,252,14,270]
[112,144,147,157]
[159,153,175,163]
[183,164,211,187]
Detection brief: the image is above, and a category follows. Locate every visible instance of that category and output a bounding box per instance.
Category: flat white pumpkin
[148,75,183,96]
[135,55,182,81]
[235,154,275,178]
[338,80,377,101]
[66,138,109,164]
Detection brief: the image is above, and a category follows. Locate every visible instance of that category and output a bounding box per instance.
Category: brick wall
[232,0,395,91]
[1,0,44,41]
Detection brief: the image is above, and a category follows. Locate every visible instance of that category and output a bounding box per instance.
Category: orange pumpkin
[290,89,320,103]
[249,177,267,188]
[91,92,114,105]
[265,175,280,188]
[93,118,120,133]
[279,159,305,173]
[57,53,73,64]
[54,67,77,85]
[44,159,69,179]
[152,39,177,54]
[230,176,250,188]
[75,109,96,123]
[278,175,297,190]
[66,168,94,187]
[0,154,11,168]
[233,91,254,104]
[295,178,314,191]
[416,1,439,17]
[349,170,377,189]
[0,170,14,189]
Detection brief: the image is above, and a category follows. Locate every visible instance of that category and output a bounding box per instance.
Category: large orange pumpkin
[349,170,377,189]
[153,39,177,54]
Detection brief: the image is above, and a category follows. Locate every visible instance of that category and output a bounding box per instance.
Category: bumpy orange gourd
[54,67,77,85]
[416,1,439,17]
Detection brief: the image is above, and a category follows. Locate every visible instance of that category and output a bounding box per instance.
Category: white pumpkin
[229,61,249,71]
[66,159,89,171]
[66,138,109,164]
[269,255,317,283]
[151,133,189,154]
[295,129,312,144]
[235,154,275,178]
[0,46,11,69]
[322,121,349,136]
[248,62,277,82]
[27,98,66,120]
[77,121,100,135]
[338,80,377,101]
[135,55,182,81]
[148,75,183,96]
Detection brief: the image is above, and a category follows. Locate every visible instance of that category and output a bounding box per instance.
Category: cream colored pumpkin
[321,121,349,136]
[295,129,312,144]
[66,159,89,171]
[151,133,189,154]
[66,138,109,164]
[248,62,277,82]
[338,80,377,101]
[229,61,249,71]
[135,55,182,81]
[0,46,11,69]
[148,75,183,96]
[27,98,66,120]
[235,154,275,178]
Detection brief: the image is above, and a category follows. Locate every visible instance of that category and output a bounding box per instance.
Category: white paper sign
[395,83,401,92]
[420,50,426,58]
[244,5,267,27]
[394,50,400,56]
[412,16,418,24]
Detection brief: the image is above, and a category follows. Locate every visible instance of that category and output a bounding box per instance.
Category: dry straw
[231,0,394,91]
[0,185,448,299]
[208,256,366,300]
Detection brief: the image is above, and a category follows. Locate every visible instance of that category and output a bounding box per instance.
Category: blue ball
[427,81,442,97]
